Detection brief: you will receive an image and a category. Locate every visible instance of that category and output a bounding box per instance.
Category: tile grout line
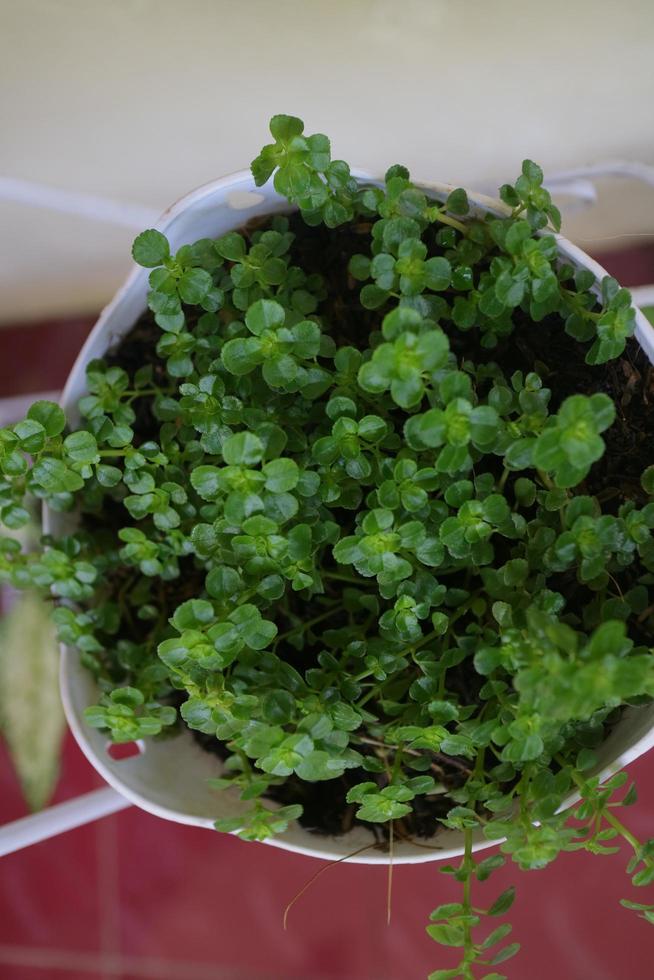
[0,943,355,979]
[96,809,122,978]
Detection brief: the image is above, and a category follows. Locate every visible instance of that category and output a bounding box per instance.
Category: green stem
[399,628,439,661]
[462,827,474,965]
[428,208,469,235]
[437,596,480,696]
[124,387,174,401]
[274,605,343,644]
[322,571,369,587]
[391,745,404,783]
[355,684,382,709]
[604,808,654,867]
[566,763,654,870]
[498,466,511,492]
[563,288,601,321]
[536,469,555,490]
[235,747,253,775]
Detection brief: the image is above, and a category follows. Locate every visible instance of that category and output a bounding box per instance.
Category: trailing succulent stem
[427,827,519,980]
[0,114,653,976]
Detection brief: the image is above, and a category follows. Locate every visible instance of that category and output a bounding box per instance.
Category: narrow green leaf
[0,593,64,810]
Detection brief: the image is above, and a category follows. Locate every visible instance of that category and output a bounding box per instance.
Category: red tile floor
[1,245,654,979]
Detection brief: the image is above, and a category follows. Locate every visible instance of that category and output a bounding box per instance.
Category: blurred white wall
[1,0,653,324]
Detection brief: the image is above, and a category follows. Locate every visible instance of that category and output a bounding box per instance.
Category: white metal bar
[0,176,160,230]
[0,786,131,857]
[543,161,654,216]
[542,178,598,212]
[0,390,61,427]
[545,160,654,188]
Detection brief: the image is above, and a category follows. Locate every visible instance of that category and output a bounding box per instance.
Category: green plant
[1,114,653,978]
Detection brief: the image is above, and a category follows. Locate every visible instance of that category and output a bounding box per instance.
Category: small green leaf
[215,232,247,261]
[132,229,170,267]
[246,299,285,335]
[480,923,512,950]
[64,431,99,464]
[32,457,84,493]
[487,886,516,916]
[426,923,466,947]
[345,781,377,804]
[488,942,521,965]
[222,432,264,466]
[269,114,305,141]
[641,466,654,495]
[178,268,213,304]
[206,566,242,599]
[190,466,221,501]
[263,458,299,493]
[27,401,66,438]
[14,419,46,454]
[172,599,215,631]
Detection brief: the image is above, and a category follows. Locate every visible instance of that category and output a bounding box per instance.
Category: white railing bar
[0,391,61,427]
[0,787,131,857]
[0,176,160,230]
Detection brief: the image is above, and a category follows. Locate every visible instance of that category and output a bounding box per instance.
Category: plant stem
[428,207,468,235]
[399,628,439,661]
[355,685,382,709]
[604,808,654,868]
[322,571,368,586]
[275,605,343,644]
[125,388,173,402]
[536,469,555,490]
[462,827,474,966]
[563,288,601,321]
[565,763,654,872]
[391,744,404,783]
[498,466,511,491]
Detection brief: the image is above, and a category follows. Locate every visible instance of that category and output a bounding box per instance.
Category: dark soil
[90,211,654,844]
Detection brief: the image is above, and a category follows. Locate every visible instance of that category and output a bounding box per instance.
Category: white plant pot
[47,170,654,865]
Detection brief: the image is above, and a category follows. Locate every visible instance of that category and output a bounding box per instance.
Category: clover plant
[1,114,653,978]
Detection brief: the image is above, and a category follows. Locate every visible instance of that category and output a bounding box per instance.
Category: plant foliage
[1,114,652,977]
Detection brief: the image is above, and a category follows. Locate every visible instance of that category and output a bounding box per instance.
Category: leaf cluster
[1,114,653,979]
